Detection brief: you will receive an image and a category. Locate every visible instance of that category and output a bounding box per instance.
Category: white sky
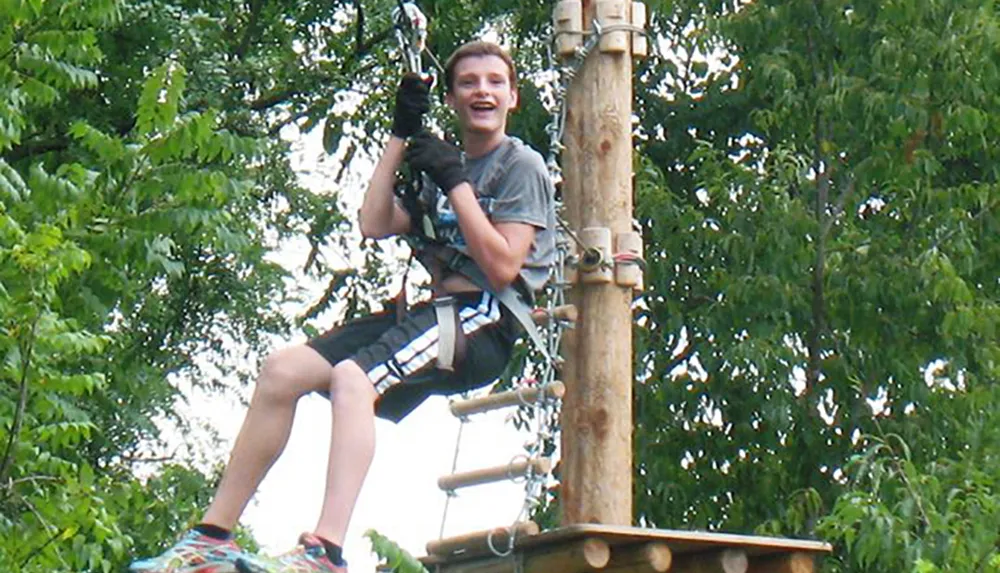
[172,121,537,571]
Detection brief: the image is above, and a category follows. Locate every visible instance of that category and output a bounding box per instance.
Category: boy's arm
[358,136,413,239]
[447,183,535,290]
[404,132,547,291]
[359,73,431,239]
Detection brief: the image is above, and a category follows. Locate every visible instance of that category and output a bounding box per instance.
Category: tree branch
[806,115,829,396]
[17,504,65,569]
[235,0,266,60]
[340,25,396,75]
[663,338,697,377]
[0,315,39,486]
[354,0,365,55]
[5,136,71,162]
[821,174,855,239]
[1,475,61,493]
[250,88,299,111]
[804,5,829,397]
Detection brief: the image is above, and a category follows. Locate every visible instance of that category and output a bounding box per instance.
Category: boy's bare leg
[202,345,337,529]
[314,359,378,546]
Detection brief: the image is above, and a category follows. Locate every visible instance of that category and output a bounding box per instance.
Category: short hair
[443,41,518,94]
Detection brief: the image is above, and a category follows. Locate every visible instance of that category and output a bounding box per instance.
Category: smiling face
[445,54,519,137]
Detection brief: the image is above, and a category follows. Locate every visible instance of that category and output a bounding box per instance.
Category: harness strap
[433,295,459,371]
[398,136,550,369]
[419,244,552,365]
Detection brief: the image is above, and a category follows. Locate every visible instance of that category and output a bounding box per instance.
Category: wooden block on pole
[613,231,643,289]
[525,537,611,573]
[438,458,552,492]
[449,381,566,418]
[672,549,749,573]
[554,0,584,58]
[630,2,648,58]
[596,0,630,53]
[426,521,539,557]
[579,227,613,284]
[605,542,672,573]
[747,552,815,573]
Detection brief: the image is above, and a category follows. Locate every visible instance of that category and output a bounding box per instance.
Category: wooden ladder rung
[450,381,565,418]
[426,521,539,556]
[530,304,578,325]
[438,457,552,492]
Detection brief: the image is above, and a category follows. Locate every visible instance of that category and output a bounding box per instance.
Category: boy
[129,40,555,573]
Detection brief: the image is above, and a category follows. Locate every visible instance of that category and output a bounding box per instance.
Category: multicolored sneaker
[129,529,246,573]
[235,534,346,573]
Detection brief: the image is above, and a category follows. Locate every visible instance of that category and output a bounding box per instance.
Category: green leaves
[137,61,187,136]
[365,530,429,573]
[0,159,28,201]
[632,1,1000,570]
[17,46,99,91]
[0,0,308,568]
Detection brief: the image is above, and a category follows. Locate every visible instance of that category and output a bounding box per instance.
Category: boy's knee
[256,347,313,402]
[329,360,377,407]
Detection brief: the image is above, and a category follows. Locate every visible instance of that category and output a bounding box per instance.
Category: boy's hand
[391,73,431,138]
[405,131,468,194]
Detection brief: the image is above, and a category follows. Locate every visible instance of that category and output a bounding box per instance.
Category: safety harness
[396,137,553,371]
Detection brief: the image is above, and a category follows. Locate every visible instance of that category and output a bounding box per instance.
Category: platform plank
[422,524,831,567]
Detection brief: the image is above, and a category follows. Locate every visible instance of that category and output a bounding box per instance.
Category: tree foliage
[630,1,1000,571]
[1,0,346,569]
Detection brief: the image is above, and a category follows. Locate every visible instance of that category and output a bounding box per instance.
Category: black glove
[405,131,468,194]
[391,73,431,138]
[406,131,469,194]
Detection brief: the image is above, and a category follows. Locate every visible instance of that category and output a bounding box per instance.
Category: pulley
[393,2,428,74]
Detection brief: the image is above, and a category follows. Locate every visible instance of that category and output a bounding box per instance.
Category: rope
[438,417,465,539]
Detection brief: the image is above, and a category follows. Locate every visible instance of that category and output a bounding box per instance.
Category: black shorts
[306,291,517,422]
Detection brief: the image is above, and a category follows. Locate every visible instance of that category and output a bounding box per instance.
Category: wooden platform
[422,524,832,573]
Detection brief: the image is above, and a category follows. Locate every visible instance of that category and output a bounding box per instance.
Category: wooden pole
[559,0,636,526]
[450,381,566,418]
[747,552,815,573]
[437,458,552,492]
[606,542,673,573]
[426,521,540,557]
[672,549,750,573]
[526,537,612,572]
[433,538,610,573]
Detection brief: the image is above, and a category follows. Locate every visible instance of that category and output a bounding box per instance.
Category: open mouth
[470,101,496,112]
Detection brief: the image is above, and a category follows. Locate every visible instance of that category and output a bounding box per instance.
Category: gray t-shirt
[415,136,556,293]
